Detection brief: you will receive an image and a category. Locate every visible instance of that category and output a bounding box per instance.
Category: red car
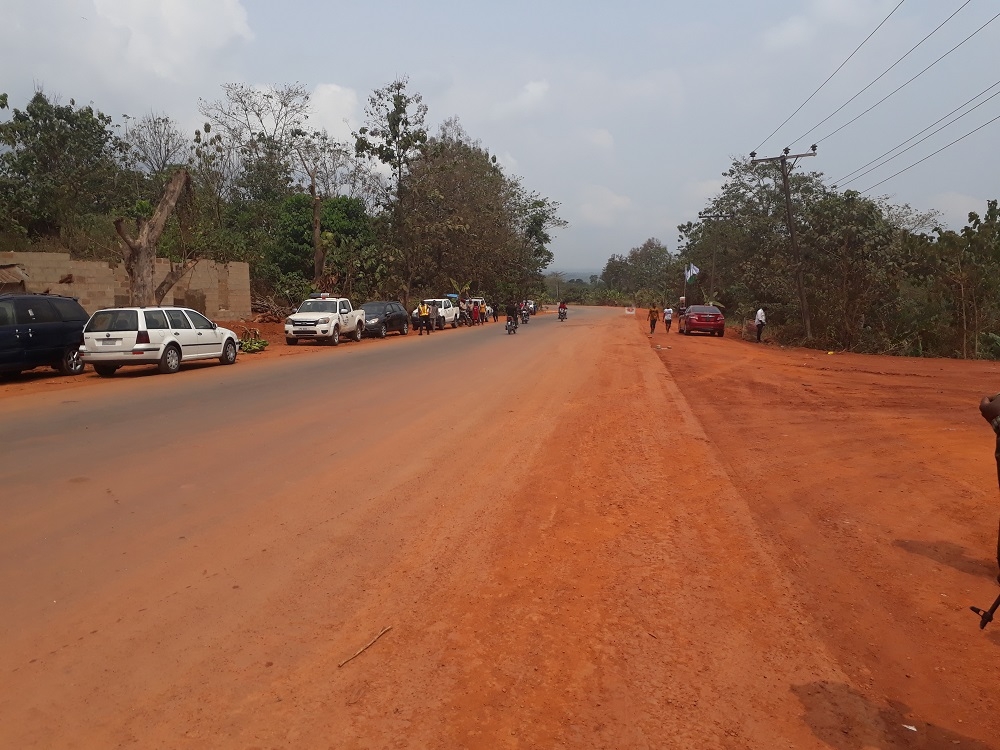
[678,304,725,337]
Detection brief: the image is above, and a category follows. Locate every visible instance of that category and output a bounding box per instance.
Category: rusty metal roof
[0,265,28,284]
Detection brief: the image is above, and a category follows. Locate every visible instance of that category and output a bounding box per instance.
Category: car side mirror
[212,322,217,329]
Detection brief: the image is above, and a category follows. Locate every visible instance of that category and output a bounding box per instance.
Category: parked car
[285,294,366,345]
[678,304,726,336]
[0,292,89,378]
[81,307,239,376]
[361,301,409,338]
[526,300,537,314]
[410,298,459,330]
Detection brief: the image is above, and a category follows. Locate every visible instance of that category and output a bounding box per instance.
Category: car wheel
[401,321,409,336]
[94,364,118,378]
[451,318,458,328]
[285,337,298,346]
[331,326,340,346]
[354,323,363,342]
[220,339,238,365]
[718,328,725,338]
[0,370,22,381]
[158,344,181,374]
[58,346,85,376]
[378,324,388,339]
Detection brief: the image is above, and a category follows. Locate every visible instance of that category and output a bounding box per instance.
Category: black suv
[0,293,90,377]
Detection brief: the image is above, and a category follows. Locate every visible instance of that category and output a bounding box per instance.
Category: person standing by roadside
[417,301,431,335]
[647,306,659,335]
[472,301,480,326]
[429,301,440,331]
[664,306,673,333]
[978,393,1000,581]
[755,307,766,343]
[492,303,498,323]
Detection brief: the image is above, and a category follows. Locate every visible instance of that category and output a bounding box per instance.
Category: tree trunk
[310,179,325,283]
[154,259,199,304]
[114,168,191,306]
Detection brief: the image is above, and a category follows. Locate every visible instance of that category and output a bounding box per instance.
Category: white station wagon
[81,306,239,377]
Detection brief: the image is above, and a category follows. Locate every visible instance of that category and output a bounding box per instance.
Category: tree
[114,168,192,305]
[124,113,187,176]
[0,91,128,238]
[353,77,428,204]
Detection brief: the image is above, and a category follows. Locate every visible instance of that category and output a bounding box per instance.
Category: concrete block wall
[0,252,251,319]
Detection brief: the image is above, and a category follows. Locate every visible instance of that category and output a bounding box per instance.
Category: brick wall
[0,252,251,319]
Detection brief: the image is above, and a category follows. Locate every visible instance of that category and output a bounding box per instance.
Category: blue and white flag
[685,263,700,282]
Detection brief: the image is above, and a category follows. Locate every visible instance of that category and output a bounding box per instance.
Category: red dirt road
[1,308,998,748]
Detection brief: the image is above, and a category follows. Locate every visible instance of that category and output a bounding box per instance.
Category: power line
[835,78,1000,185]
[752,0,907,153]
[790,0,973,147]
[860,111,1000,193]
[813,8,1000,146]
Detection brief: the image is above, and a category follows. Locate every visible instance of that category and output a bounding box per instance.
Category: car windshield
[689,306,721,314]
[297,300,338,313]
[361,302,385,313]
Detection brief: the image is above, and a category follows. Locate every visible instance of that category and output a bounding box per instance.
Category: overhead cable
[814,8,1000,146]
[751,0,907,153]
[835,78,1000,185]
[790,0,974,147]
[860,111,1000,192]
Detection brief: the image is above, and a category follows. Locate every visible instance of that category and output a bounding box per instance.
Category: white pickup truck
[285,294,366,346]
[410,298,460,330]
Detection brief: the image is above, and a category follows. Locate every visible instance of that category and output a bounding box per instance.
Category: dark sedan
[361,301,409,338]
[678,304,726,337]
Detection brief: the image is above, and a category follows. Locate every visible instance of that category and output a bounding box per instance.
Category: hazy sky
[3,0,997,273]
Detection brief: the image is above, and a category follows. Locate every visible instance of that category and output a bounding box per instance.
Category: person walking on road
[418,301,431,335]
[755,307,766,342]
[664,306,673,333]
[978,393,1000,580]
[648,306,659,335]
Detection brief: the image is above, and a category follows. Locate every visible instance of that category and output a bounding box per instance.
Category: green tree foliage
[600,237,680,307]
[353,77,428,203]
[0,91,128,238]
[0,81,562,312]
[600,155,1000,358]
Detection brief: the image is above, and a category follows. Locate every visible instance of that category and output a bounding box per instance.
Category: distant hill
[549,268,601,281]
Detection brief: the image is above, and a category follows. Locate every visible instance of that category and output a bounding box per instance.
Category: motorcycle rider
[506,301,519,330]
[558,300,568,316]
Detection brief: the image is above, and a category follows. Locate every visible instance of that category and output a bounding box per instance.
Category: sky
[3,0,998,274]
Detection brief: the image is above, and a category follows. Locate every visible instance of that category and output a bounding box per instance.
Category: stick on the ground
[338,626,392,668]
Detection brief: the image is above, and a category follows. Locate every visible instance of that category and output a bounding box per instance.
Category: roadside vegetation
[0,81,564,311]
[597,158,1000,358]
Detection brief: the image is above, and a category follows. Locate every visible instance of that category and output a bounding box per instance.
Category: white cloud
[763,16,815,50]
[91,0,252,81]
[311,83,360,144]
[684,178,724,209]
[577,185,632,228]
[927,191,987,230]
[492,80,549,118]
[582,128,615,150]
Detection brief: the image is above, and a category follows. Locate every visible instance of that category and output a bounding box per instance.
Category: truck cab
[285,293,366,346]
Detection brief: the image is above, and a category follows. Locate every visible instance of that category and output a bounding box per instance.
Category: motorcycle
[520,309,529,324]
[506,315,517,334]
[558,308,567,321]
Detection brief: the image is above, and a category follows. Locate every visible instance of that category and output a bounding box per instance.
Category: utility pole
[750,145,817,339]
[698,212,735,302]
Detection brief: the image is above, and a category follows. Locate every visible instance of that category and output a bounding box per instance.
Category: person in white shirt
[663,307,673,333]
[755,307,766,342]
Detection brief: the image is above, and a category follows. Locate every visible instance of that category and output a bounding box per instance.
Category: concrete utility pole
[750,146,817,340]
[698,212,735,301]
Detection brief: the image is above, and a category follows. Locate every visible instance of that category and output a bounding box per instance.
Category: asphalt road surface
[2,307,998,748]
